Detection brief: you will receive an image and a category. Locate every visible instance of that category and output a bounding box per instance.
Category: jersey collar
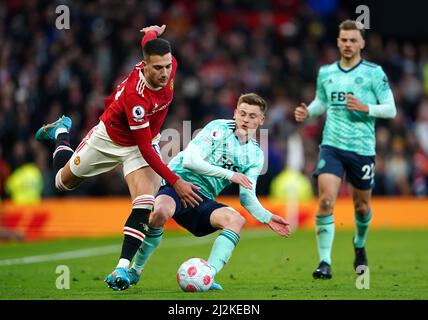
[337,58,363,73]
[233,128,252,145]
[228,119,253,144]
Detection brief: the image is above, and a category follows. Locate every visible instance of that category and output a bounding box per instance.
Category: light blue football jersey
[168,119,264,199]
[308,59,395,156]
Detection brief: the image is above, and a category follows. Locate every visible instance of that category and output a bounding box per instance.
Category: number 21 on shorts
[361,163,375,180]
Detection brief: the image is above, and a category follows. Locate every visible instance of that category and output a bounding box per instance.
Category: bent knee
[236,214,247,228]
[223,211,246,231]
[55,168,81,191]
[150,205,173,228]
[56,163,84,191]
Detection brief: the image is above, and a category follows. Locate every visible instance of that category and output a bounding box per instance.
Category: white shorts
[69,121,161,178]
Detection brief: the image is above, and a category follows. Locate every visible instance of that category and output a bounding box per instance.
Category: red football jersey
[100,57,176,147]
[99,31,179,185]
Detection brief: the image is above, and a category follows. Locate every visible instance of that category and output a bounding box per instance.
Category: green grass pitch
[0,229,427,300]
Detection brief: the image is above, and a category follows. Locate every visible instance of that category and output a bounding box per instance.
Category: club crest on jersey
[355,77,364,84]
[210,129,222,140]
[132,105,145,122]
[170,79,174,91]
[74,156,80,166]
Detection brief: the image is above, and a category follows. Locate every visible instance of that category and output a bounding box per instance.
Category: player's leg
[312,146,344,279]
[170,197,235,290]
[105,137,165,291]
[345,152,375,275]
[206,207,245,289]
[313,173,342,279]
[207,207,245,279]
[351,187,371,274]
[106,166,161,290]
[35,115,84,191]
[129,192,178,285]
[149,191,178,228]
[42,120,140,290]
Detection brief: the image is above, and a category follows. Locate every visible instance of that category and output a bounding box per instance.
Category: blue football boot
[127,268,142,286]
[35,115,72,141]
[104,273,119,291]
[209,281,224,290]
[207,265,223,290]
[104,267,130,291]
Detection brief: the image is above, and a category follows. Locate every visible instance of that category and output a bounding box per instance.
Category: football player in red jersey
[35,25,202,290]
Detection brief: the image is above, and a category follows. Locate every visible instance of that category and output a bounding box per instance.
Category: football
[176,258,214,292]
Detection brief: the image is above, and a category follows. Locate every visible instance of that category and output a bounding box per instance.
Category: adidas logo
[317,228,328,235]
[138,222,150,232]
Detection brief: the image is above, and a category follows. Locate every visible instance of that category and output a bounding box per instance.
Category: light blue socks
[207,229,240,275]
[131,227,163,273]
[315,214,335,265]
[354,209,372,248]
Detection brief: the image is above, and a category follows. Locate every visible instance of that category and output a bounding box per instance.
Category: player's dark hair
[339,19,365,38]
[237,93,268,114]
[143,38,171,60]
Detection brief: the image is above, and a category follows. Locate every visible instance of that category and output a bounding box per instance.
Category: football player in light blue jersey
[295,20,396,279]
[120,93,291,291]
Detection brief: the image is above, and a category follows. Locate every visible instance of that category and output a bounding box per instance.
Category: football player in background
[295,20,396,279]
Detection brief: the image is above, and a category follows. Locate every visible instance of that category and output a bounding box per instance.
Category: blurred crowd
[1,0,428,202]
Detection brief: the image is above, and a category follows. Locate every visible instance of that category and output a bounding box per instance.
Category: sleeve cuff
[261,211,273,224]
[224,170,234,180]
[130,122,150,130]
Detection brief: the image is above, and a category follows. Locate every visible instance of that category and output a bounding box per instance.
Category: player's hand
[140,24,166,36]
[172,179,203,208]
[346,94,369,113]
[231,172,253,190]
[268,214,291,237]
[294,103,309,122]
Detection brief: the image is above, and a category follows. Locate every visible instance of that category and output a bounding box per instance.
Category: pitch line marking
[0,231,273,266]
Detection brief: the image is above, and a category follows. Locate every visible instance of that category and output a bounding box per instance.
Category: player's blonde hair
[237,93,268,114]
[339,19,365,38]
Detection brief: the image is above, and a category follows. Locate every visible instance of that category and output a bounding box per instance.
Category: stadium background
[0,0,428,240]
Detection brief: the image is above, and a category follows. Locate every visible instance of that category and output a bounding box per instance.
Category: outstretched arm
[131,126,202,208]
[239,182,291,237]
[125,90,202,208]
[239,157,291,237]
[240,182,291,237]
